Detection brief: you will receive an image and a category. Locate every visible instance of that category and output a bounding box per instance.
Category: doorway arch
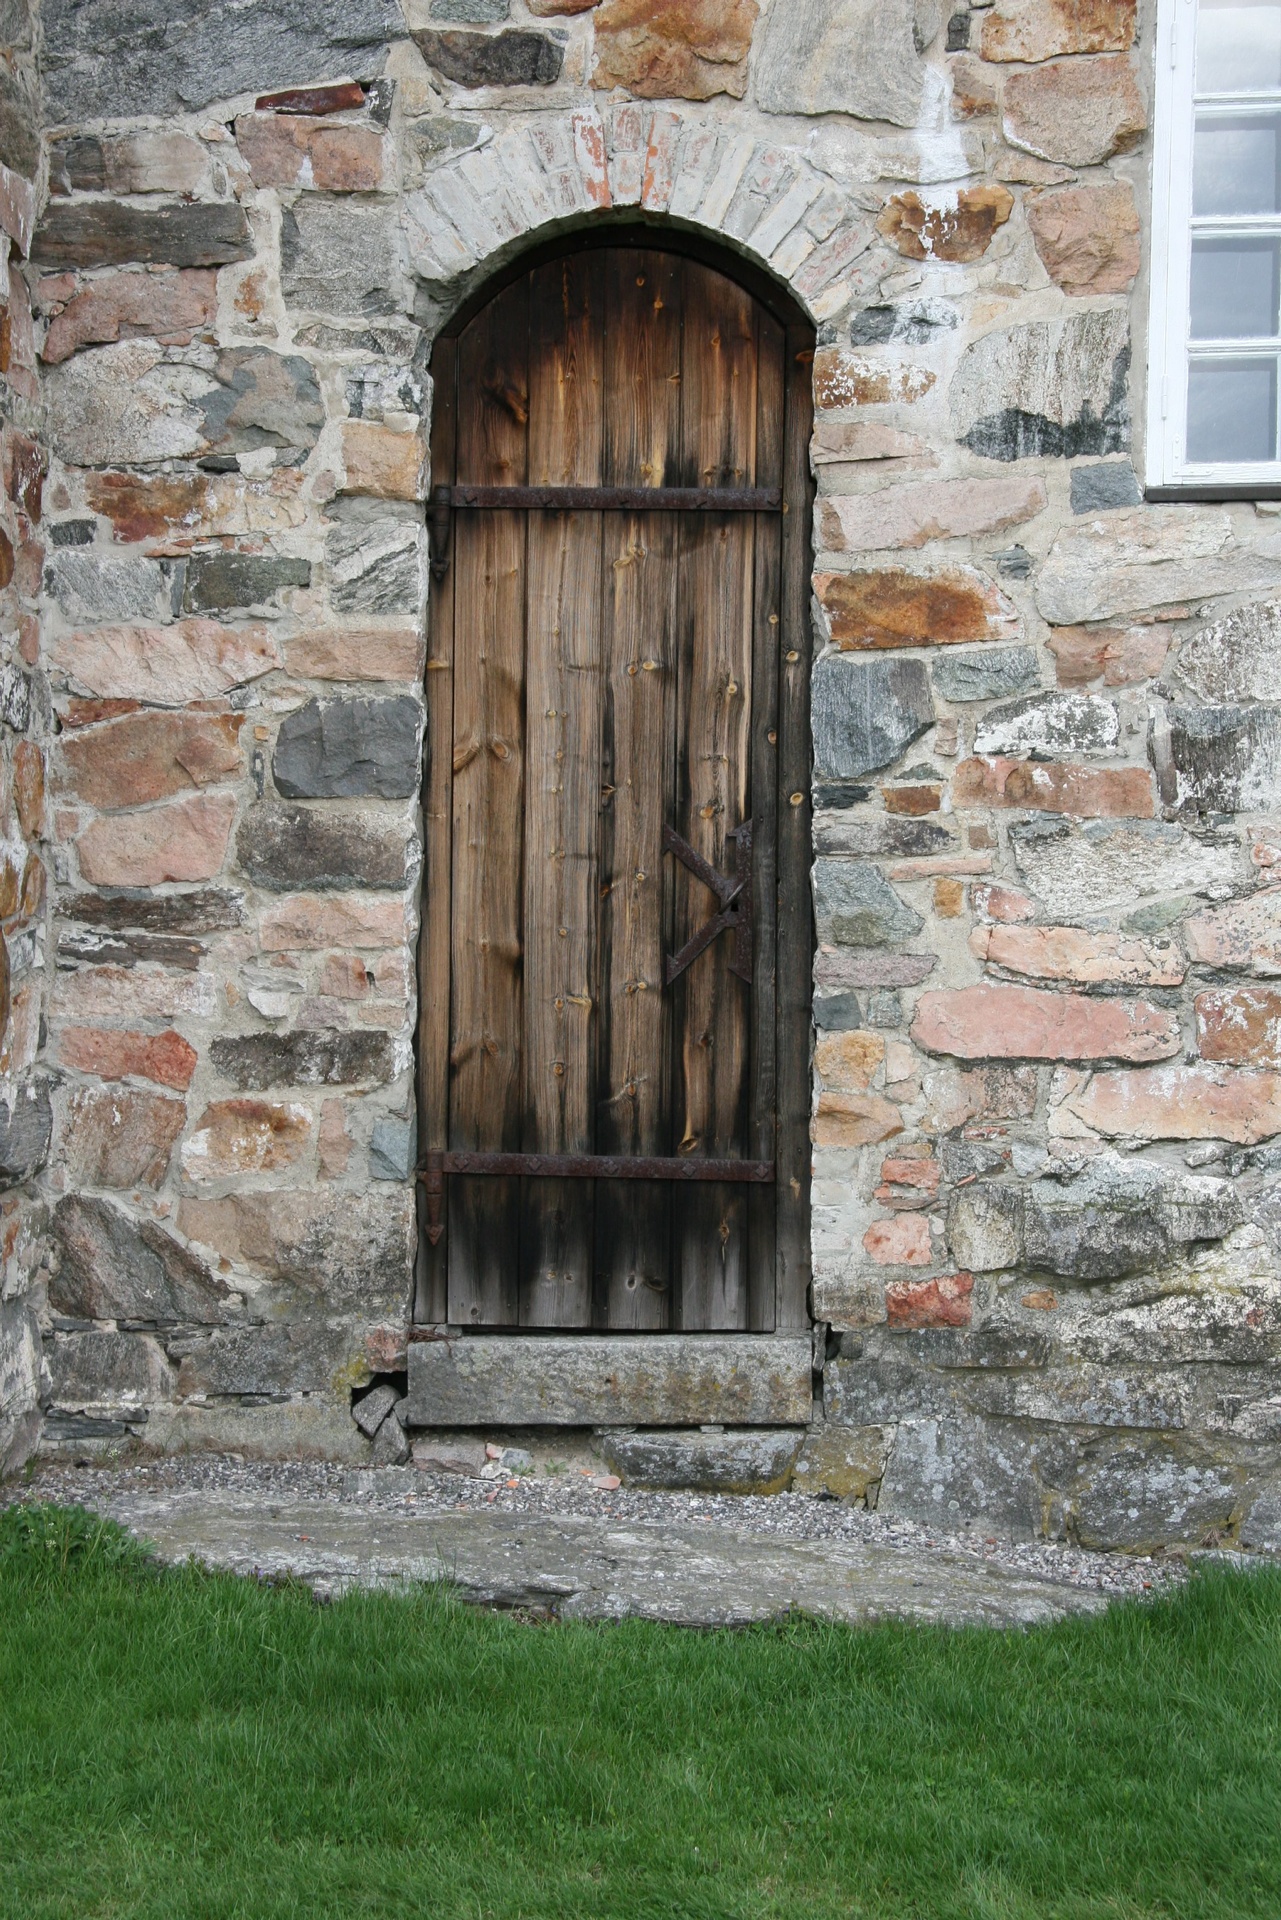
[415,224,815,1346]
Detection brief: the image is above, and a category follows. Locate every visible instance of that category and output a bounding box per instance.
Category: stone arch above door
[403,103,870,329]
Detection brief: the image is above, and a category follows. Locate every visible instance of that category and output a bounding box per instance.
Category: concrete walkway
[37,1474,1129,1628]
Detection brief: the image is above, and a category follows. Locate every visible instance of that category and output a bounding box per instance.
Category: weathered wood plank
[448,274,529,1326]
[404,1333,814,1426]
[775,327,816,1332]
[594,249,684,1327]
[520,254,605,1325]
[672,260,757,1329]
[415,332,457,1324]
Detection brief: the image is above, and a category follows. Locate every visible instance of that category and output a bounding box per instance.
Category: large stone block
[183,553,311,614]
[973,924,1184,987]
[272,696,421,799]
[912,984,1179,1064]
[57,710,242,810]
[596,1427,805,1493]
[84,468,308,545]
[49,619,279,705]
[1067,1065,1281,1144]
[76,792,236,888]
[930,646,1038,703]
[1185,890,1281,976]
[755,0,929,127]
[42,268,217,365]
[877,186,1014,264]
[817,566,1020,649]
[811,656,933,780]
[980,0,1136,61]
[209,1028,396,1090]
[58,1026,198,1092]
[950,308,1129,462]
[813,859,923,946]
[49,130,208,197]
[281,198,399,317]
[31,200,251,271]
[61,888,245,935]
[45,552,179,626]
[0,1299,41,1476]
[182,1099,313,1182]
[590,0,753,99]
[1036,508,1281,627]
[49,1193,230,1323]
[404,1334,813,1426]
[1026,182,1140,296]
[234,114,388,192]
[42,0,404,121]
[169,1322,355,1397]
[1176,598,1281,702]
[1003,55,1144,166]
[177,1188,415,1315]
[0,1078,53,1187]
[819,475,1043,553]
[791,1424,890,1500]
[48,1330,172,1409]
[61,1087,186,1190]
[974,691,1118,757]
[234,802,413,891]
[1010,819,1240,918]
[0,65,39,179]
[326,500,423,616]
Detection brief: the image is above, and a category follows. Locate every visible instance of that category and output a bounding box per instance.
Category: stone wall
[9,0,1281,1545]
[0,0,54,1474]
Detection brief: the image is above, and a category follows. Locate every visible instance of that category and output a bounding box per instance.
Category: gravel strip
[12,1455,1184,1602]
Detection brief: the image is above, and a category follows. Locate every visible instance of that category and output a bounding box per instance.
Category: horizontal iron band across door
[447,484,783,512]
[419,1149,774,1183]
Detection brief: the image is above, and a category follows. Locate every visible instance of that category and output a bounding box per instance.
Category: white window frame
[1147,0,1281,491]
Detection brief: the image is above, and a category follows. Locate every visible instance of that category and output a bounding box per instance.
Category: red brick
[58,1026,198,1091]
[75,792,236,888]
[953,755,1155,817]
[1068,1063,1281,1143]
[1195,988,1281,1069]
[912,983,1180,1062]
[235,114,387,191]
[260,893,405,952]
[972,924,1185,986]
[886,1273,973,1329]
[864,1215,932,1266]
[875,1155,941,1209]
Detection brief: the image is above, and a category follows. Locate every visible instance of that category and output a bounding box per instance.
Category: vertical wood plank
[594,249,684,1327]
[776,326,816,1332]
[747,310,785,1332]
[672,260,757,1330]
[520,254,605,1325]
[447,275,530,1326]
[415,334,457,1323]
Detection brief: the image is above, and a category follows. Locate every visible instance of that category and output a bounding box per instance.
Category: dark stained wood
[776,328,816,1332]
[593,247,683,1328]
[422,241,813,1342]
[520,253,604,1325]
[671,261,756,1330]
[447,274,529,1326]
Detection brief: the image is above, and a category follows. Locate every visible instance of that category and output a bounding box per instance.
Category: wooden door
[417,238,813,1335]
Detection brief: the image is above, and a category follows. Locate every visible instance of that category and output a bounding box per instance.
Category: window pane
[1187,356,1278,458]
[1194,111,1281,211]
[1197,0,1281,93]
[1190,236,1281,334]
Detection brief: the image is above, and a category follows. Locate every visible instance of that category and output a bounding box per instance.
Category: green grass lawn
[2,1505,1280,1920]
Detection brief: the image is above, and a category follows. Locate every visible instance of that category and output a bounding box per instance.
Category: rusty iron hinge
[662,818,753,986]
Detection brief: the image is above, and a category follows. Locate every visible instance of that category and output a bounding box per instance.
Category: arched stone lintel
[404,103,871,334]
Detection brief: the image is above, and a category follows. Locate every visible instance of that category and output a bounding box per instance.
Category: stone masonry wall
[11,0,1281,1544]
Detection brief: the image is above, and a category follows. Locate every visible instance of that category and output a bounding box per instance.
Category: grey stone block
[930,645,1038,704]
[950,309,1130,463]
[410,26,562,85]
[1069,462,1142,513]
[182,553,310,613]
[0,66,41,179]
[49,1194,230,1324]
[369,1116,415,1181]
[169,1323,345,1397]
[352,1381,400,1437]
[429,0,508,17]
[371,1408,411,1465]
[412,1434,486,1476]
[31,200,251,270]
[596,1428,806,1493]
[273,697,422,800]
[850,298,958,347]
[234,804,412,892]
[1176,597,1281,703]
[974,691,1118,756]
[48,1330,173,1408]
[812,859,923,946]
[42,0,404,120]
[811,655,933,779]
[878,1416,1048,1537]
[813,990,862,1030]
[61,888,245,934]
[281,198,400,318]
[0,1079,53,1187]
[49,519,96,547]
[1163,705,1281,813]
[404,1335,814,1427]
[326,499,423,616]
[210,1029,396,1090]
[198,348,324,456]
[45,552,179,625]
[754,0,929,129]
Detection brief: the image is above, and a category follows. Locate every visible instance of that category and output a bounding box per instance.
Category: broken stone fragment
[412,25,564,86]
[596,1427,805,1494]
[1026,182,1141,296]
[950,308,1130,462]
[813,859,923,946]
[352,1380,401,1437]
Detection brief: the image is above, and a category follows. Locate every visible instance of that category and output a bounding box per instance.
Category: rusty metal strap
[449,484,782,512]
[420,1150,774,1183]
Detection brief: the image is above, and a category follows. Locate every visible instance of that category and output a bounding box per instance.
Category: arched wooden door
[416,234,813,1340]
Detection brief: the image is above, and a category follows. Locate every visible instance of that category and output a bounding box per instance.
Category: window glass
[1193,111,1281,212]
[1187,357,1277,458]
[1197,0,1281,93]
[1190,235,1281,334]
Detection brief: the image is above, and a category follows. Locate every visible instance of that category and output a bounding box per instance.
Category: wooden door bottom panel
[403,1334,813,1427]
